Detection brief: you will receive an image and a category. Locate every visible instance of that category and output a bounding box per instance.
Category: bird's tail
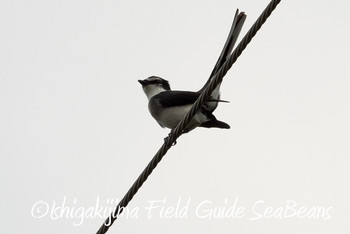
[200,110,230,129]
[200,119,230,129]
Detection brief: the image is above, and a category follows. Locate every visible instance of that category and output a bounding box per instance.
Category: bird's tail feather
[200,120,230,129]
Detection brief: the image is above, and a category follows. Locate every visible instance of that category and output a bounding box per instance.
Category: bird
[138,10,246,134]
[138,76,230,133]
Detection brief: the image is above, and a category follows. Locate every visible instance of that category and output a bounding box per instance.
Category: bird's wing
[154,91,226,108]
[199,10,246,93]
[154,91,199,107]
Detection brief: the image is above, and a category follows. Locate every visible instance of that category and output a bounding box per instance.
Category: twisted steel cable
[96,0,281,233]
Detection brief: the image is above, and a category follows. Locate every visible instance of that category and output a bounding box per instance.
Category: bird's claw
[164,133,177,146]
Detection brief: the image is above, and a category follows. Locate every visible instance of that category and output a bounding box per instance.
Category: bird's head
[138,76,170,100]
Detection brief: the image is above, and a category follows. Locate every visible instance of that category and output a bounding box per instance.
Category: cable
[96,0,281,233]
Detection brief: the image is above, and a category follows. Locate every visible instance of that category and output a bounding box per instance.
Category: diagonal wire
[96,0,281,233]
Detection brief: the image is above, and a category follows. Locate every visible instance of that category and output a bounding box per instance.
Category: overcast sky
[1,0,349,233]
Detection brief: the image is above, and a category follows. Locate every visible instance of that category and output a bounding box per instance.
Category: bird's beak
[138,80,149,86]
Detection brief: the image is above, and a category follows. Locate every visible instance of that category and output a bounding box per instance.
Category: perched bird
[139,11,246,133]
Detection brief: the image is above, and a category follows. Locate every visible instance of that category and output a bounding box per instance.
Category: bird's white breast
[153,104,208,130]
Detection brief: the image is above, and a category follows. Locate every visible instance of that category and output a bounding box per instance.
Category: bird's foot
[164,133,177,146]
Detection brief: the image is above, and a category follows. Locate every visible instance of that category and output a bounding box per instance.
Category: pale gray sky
[1,0,350,233]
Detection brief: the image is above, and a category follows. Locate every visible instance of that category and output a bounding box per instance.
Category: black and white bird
[139,11,246,133]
